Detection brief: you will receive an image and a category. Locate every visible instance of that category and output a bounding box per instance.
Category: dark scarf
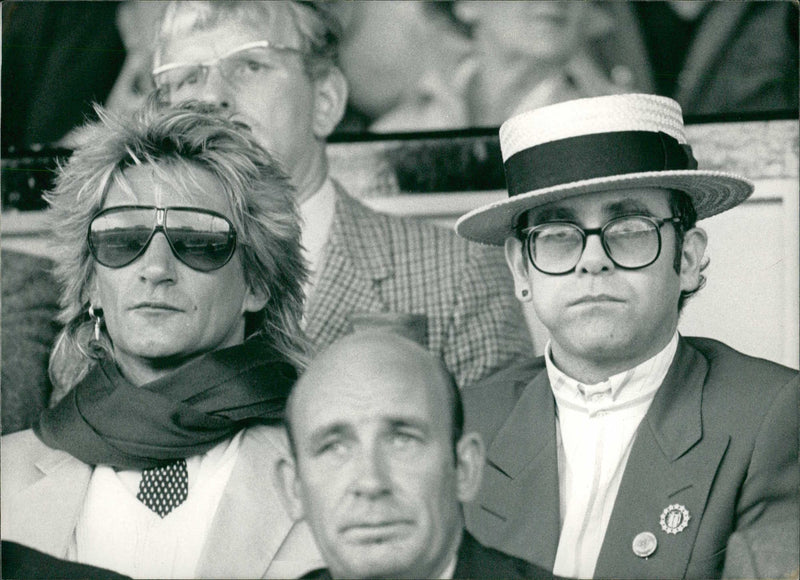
[34,340,296,469]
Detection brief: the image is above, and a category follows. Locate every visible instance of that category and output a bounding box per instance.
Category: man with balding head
[276,331,552,579]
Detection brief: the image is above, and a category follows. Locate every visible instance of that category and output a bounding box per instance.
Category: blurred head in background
[453,0,618,126]
[153,1,348,200]
[104,1,168,118]
[346,1,619,132]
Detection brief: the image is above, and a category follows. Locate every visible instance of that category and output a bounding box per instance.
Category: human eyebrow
[528,206,578,225]
[604,200,655,218]
[386,418,430,438]
[229,47,281,63]
[307,424,352,453]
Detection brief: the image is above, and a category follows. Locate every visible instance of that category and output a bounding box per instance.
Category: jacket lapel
[604,4,657,93]
[196,427,297,578]
[480,371,561,569]
[304,185,392,347]
[675,4,748,110]
[594,339,730,579]
[7,449,92,557]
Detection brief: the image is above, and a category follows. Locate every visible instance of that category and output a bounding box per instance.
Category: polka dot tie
[136,459,188,518]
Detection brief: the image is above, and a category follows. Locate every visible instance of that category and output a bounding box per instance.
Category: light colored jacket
[1,425,323,579]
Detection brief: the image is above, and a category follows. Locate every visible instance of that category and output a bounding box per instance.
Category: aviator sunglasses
[88,206,237,272]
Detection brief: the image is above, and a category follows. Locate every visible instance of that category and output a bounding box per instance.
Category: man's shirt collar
[545,333,679,417]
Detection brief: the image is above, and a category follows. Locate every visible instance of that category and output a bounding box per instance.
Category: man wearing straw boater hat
[455,93,799,579]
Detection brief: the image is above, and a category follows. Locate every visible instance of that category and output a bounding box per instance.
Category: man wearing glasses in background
[150,1,530,389]
[455,93,799,579]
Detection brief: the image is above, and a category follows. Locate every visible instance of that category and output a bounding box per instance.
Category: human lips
[568,294,625,307]
[129,301,184,313]
[339,520,414,542]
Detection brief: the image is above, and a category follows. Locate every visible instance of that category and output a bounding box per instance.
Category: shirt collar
[300,178,336,234]
[299,178,336,292]
[545,333,679,415]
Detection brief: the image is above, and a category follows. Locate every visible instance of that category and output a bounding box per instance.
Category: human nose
[575,230,614,275]
[195,66,234,109]
[349,443,391,499]
[136,232,177,284]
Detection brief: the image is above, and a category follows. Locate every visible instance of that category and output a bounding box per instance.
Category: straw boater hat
[455,93,754,246]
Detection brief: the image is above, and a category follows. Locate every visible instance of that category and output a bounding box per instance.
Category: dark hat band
[503,130,698,197]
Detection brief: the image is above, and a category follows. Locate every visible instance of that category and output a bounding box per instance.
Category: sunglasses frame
[88,205,238,272]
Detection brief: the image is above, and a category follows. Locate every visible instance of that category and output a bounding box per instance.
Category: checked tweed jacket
[304,183,531,388]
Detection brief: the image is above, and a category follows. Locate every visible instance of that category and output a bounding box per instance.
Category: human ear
[275,455,306,521]
[312,67,349,139]
[242,285,270,315]
[86,275,102,310]
[678,227,708,293]
[455,432,485,503]
[504,237,532,302]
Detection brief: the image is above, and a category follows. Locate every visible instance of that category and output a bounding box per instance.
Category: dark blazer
[463,337,799,579]
[1,250,61,434]
[595,2,798,116]
[452,531,554,579]
[301,531,553,579]
[721,518,800,579]
[305,184,531,389]
[2,540,131,579]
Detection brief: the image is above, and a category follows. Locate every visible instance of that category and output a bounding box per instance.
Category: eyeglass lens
[527,216,666,274]
[88,207,237,272]
[155,45,298,99]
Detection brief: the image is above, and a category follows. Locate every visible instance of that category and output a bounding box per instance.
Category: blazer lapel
[304,186,391,347]
[594,339,730,579]
[7,449,91,557]
[480,371,561,569]
[603,4,657,93]
[196,428,296,578]
[675,4,748,110]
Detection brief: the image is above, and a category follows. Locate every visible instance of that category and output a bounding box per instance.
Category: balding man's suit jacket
[300,531,554,579]
[1,425,323,579]
[305,185,531,389]
[463,337,799,579]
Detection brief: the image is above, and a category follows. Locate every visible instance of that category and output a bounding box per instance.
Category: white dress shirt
[70,431,243,579]
[548,333,679,579]
[299,178,336,299]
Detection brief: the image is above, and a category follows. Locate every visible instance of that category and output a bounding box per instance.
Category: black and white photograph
[2,2,798,579]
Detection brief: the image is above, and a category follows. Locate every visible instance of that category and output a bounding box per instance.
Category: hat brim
[455,170,754,246]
